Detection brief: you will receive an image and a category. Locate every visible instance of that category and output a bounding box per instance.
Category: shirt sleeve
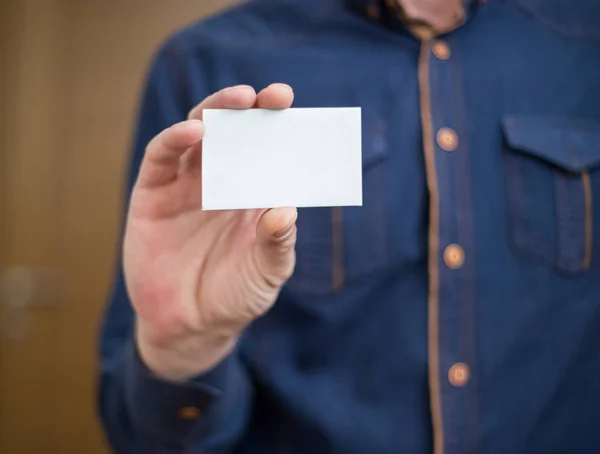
[97,34,254,454]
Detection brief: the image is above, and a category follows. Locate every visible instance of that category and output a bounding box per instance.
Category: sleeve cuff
[123,340,243,446]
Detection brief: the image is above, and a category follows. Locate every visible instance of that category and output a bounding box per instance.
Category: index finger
[187,85,257,120]
[136,119,205,188]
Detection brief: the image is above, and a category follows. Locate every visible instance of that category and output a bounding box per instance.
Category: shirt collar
[345,0,476,9]
[345,0,479,37]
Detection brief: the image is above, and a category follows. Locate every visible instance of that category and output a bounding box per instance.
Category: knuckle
[274,225,297,249]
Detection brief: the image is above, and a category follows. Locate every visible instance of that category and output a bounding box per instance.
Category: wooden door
[0,1,238,452]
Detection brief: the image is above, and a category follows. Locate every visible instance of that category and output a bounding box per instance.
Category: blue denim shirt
[98,1,600,453]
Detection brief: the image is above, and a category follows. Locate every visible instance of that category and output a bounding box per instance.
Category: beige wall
[67,0,238,243]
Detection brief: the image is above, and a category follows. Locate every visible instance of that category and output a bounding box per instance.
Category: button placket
[427,35,480,453]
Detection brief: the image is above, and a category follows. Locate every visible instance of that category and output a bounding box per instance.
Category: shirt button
[432,40,451,60]
[448,362,470,387]
[437,127,458,152]
[178,406,202,420]
[444,243,465,269]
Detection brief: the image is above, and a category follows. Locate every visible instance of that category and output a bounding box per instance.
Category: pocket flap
[502,115,600,173]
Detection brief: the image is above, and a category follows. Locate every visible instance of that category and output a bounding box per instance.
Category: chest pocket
[284,128,390,295]
[503,115,600,274]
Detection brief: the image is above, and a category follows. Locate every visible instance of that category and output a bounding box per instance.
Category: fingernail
[269,83,293,93]
[224,84,253,92]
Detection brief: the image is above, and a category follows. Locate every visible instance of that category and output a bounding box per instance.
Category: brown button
[178,406,201,420]
[444,244,465,269]
[448,362,471,387]
[437,127,458,152]
[432,40,451,60]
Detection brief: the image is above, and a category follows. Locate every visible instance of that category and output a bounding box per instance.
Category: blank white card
[202,107,362,210]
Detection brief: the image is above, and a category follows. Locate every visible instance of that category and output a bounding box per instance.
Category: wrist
[136,320,238,382]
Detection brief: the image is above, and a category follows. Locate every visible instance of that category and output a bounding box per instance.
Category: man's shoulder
[167,0,343,53]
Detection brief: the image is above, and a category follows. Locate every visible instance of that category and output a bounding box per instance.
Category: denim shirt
[98,1,600,453]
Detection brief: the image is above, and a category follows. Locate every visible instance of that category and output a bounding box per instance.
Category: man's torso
[168,0,600,452]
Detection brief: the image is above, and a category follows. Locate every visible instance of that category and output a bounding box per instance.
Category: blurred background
[0,1,239,452]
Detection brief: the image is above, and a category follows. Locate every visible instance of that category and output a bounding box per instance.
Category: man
[98,0,600,453]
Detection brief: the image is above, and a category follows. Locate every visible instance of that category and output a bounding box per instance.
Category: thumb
[254,207,298,285]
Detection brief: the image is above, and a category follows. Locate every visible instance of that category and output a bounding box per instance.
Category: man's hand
[123,84,297,381]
